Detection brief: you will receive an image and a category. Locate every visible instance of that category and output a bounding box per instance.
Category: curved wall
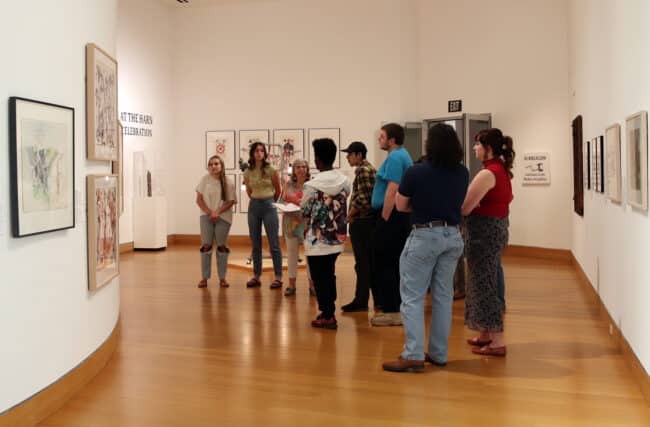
[0,0,120,413]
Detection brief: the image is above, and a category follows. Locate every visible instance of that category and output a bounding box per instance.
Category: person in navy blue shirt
[383,123,468,372]
[369,123,413,327]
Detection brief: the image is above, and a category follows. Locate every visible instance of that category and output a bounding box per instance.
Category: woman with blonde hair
[196,154,237,288]
[280,159,314,296]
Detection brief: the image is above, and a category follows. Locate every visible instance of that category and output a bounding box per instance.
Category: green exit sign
[448,100,462,113]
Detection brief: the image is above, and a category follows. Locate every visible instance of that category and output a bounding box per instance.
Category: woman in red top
[461,128,515,357]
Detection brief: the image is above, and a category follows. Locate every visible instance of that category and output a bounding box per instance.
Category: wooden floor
[39,246,650,426]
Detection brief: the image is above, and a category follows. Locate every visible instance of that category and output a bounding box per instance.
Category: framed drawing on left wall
[87,175,120,291]
[9,97,75,237]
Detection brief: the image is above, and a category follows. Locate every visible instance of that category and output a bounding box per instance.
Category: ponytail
[475,128,515,179]
[499,135,515,179]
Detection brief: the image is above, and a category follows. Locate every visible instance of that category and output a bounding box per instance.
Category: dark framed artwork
[86,43,118,161]
[308,128,341,169]
[206,130,236,170]
[572,115,584,215]
[9,97,75,237]
[591,137,599,192]
[596,135,605,193]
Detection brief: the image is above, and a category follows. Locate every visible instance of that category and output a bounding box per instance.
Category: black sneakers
[341,301,369,312]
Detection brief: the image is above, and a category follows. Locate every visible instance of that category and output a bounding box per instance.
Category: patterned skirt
[464,215,509,332]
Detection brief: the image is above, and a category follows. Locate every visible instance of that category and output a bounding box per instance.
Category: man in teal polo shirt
[370,123,413,326]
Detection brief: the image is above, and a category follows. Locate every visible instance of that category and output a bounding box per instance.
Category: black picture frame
[9,97,76,237]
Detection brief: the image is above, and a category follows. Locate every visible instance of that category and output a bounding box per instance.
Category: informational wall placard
[522,152,550,185]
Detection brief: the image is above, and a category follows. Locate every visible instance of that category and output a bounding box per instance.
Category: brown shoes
[424,353,447,367]
[382,356,425,373]
[472,345,506,357]
[467,336,492,347]
[197,279,207,288]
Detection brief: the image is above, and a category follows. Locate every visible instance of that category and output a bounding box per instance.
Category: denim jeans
[200,216,231,280]
[248,198,283,278]
[399,226,464,363]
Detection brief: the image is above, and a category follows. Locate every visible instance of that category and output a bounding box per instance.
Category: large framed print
[605,123,622,203]
[271,129,305,173]
[86,43,118,161]
[87,175,119,290]
[9,97,75,237]
[308,128,340,169]
[626,111,648,211]
[206,130,236,170]
[238,174,250,213]
[112,121,124,215]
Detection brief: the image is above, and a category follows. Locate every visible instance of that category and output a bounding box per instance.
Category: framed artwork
[583,139,590,190]
[9,97,75,237]
[112,121,124,215]
[238,174,250,213]
[591,137,599,192]
[308,128,341,169]
[206,130,236,170]
[86,43,118,161]
[605,123,622,203]
[271,129,305,174]
[87,175,119,291]
[571,115,584,216]
[238,129,269,168]
[597,135,605,193]
[626,111,648,211]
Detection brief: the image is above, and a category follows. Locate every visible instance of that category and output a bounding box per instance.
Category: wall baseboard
[570,253,650,406]
[119,242,134,254]
[0,319,120,427]
[502,244,572,263]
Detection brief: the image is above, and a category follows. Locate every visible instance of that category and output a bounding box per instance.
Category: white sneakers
[370,312,403,326]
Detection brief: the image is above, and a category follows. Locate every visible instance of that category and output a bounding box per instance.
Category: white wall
[569,0,650,373]
[116,0,175,244]
[416,0,571,249]
[171,0,418,235]
[0,0,119,412]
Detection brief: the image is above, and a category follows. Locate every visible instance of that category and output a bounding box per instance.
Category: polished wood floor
[39,246,650,426]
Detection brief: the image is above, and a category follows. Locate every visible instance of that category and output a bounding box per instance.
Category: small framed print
[307,128,340,169]
[238,174,250,214]
[87,174,119,291]
[86,43,118,161]
[605,123,622,203]
[9,97,76,237]
[626,111,648,211]
[206,130,236,170]
[583,139,590,190]
[238,129,269,170]
[271,129,305,173]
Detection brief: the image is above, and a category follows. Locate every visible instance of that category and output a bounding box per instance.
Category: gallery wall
[416,0,571,249]
[116,0,175,244]
[169,0,418,236]
[0,0,120,413]
[569,0,650,374]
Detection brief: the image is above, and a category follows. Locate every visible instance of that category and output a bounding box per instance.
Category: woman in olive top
[243,142,283,289]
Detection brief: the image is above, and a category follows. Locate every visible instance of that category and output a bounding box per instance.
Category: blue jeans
[399,226,464,363]
[248,198,283,278]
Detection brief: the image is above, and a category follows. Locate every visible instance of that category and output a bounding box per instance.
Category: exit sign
[448,99,462,113]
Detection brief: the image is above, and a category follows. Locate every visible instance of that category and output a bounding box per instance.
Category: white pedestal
[133,197,167,249]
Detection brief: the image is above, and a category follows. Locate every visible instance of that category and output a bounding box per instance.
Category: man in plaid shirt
[340,141,378,312]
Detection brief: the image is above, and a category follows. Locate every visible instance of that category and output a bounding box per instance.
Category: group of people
[195,122,515,372]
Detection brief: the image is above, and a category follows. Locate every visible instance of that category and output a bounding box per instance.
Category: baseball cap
[341,141,367,154]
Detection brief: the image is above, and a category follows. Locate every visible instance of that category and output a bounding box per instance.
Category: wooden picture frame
[605,123,622,203]
[206,130,236,170]
[112,121,124,215]
[308,128,341,169]
[87,175,120,290]
[572,115,584,215]
[626,111,648,211]
[86,43,118,161]
[9,97,76,237]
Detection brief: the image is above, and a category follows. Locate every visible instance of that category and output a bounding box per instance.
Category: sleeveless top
[471,158,513,218]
